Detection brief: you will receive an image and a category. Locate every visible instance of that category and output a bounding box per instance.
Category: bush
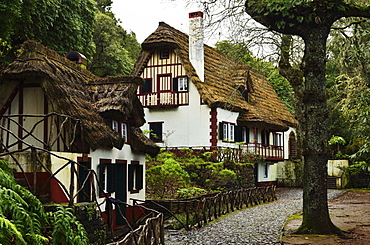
[176,187,207,199]
[146,158,190,199]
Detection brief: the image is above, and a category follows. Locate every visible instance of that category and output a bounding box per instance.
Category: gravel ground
[164,188,347,245]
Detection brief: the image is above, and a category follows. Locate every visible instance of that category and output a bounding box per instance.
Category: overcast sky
[111,0,196,43]
[110,0,225,46]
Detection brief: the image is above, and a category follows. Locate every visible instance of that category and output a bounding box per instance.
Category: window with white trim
[242,127,249,143]
[219,122,236,142]
[112,120,119,132]
[122,123,127,143]
[173,77,188,92]
[128,161,143,192]
[112,120,129,143]
[178,77,188,91]
[98,159,116,194]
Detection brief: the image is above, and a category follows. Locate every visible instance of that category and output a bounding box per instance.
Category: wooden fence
[146,186,277,230]
[107,205,165,245]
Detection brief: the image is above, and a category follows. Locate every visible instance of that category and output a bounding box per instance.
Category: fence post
[69,160,75,207]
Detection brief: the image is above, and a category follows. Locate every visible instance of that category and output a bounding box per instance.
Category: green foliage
[146,158,190,199]
[0,160,90,244]
[0,0,141,77]
[0,166,48,244]
[49,206,89,245]
[89,12,138,76]
[346,161,370,188]
[0,0,97,66]
[176,187,207,199]
[184,161,236,191]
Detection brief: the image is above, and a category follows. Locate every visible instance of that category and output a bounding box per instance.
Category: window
[173,77,188,92]
[122,123,127,143]
[112,120,119,132]
[149,122,163,142]
[273,133,282,146]
[242,127,249,143]
[98,159,116,194]
[128,161,143,192]
[112,121,129,142]
[229,124,235,142]
[264,163,268,178]
[219,122,236,142]
[261,130,269,145]
[160,49,169,59]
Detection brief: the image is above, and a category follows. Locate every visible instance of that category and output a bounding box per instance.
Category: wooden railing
[146,186,277,230]
[107,205,165,245]
[162,145,284,163]
[138,91,189,107]
[243,143,284,160]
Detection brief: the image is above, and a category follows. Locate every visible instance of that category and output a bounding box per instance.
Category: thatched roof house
[0,40,159,156]
[132,22,297,131]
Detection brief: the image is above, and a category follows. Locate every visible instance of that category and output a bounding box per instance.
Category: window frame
[112,120,119,133]
[128,161,144,193]
[149,122,163,142]
[122,123,127,143]
[98,159,116,195]
[160,49,170,59]
[177,77,188,92]
[219,121,236,142]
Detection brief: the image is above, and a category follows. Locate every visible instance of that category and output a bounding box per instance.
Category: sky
[110,0,219,46]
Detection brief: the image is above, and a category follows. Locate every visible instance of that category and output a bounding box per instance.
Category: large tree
[0,0,96,66]
[244,0,370,234]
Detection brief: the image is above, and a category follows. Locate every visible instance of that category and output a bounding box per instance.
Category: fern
[0,216,27,245]
[49,206,89,245]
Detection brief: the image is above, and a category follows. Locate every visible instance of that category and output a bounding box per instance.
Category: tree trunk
[295,27,341,235]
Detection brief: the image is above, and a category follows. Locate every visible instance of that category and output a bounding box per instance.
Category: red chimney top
[189,11,203,18]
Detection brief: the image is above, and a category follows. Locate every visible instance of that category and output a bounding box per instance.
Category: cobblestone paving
[164,188,346,245]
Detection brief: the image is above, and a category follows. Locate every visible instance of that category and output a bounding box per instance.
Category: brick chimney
[189,11,204,82]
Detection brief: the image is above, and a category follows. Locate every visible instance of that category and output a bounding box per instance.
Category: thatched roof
[132,22,297,131]
[0,40,159,156]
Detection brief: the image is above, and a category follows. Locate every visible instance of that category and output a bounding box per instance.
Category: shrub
[146,158,190,199]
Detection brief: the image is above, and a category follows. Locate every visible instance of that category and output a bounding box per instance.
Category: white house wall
[142,79,212,148]
[50,145,146,211]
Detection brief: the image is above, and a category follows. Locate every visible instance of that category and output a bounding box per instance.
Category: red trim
[209,107,218,149]
[189,11,203,18]
[50,177,69,203]
[145,63,182,68]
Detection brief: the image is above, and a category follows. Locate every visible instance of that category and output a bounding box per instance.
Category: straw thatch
[0,40,159,155]
[132,22,297,131]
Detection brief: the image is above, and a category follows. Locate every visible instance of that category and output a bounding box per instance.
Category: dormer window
[160,49,169,59]
[112,120,129,143]
[112,120,119,132]
[242,90,249,102]
[122,123,127,142]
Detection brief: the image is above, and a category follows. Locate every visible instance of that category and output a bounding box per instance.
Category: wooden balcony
[243,143,284,160]
[138,91,189,107]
